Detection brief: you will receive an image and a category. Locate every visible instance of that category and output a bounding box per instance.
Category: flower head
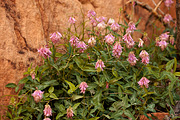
[69,17,76,24]
[139,50,149,65]
[127,52,138,66]
[69,36,79,47]
[79,82,88,94]
[163,14,172,24]
[38,47,52,59]
[108,18,115,25]
[111,23,120,32]
[50,32,62,44]
[158,40,168,51]
[126,21,136,33]
[97,21,106,30]
[32,90,44,103]
[43,104,52,117]
[67,106,74,119]
[112,42,123,58]
[160,32,169,41]
[88,37,96,47]
[123,33,135,48]
[105,34,115,45]
[77,41,88,53]
[165,0,174,8]
[138,77,150,88]
[90,18,98,27]
[95,59,105,72]
[96,16,107,23]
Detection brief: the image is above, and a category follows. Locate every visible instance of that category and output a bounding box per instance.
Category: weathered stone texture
[0,0,176,119]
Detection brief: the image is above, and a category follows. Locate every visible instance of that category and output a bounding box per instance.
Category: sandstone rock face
[0,0,176,118]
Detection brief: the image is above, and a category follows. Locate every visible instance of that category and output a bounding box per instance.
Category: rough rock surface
[0,0,176,118]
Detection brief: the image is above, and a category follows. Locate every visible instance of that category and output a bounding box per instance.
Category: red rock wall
[0,0,176,119]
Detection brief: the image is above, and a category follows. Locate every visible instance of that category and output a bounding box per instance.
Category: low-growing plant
[4,8,180,120]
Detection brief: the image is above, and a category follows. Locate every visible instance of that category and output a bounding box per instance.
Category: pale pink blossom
[88,37,96,47]
[96,16,107,23]
[97,21,106,30]
[32,90,44,103]
[77,41,88,53]
[127,52,138,66]
[160,32,169,41]
[79,82,88,94]
[170,35,174,45]
[68,17,76,24]
[139,50,149,58]
[50,32,62,44]
[138,77,150,88]
[43,104,52,117]
[43,118,51,120]
[69,36,79,47]
[87,10,96,18]
[95,59,105,71]
[139,50,149,65]
[165,0,174,8]
[38,47,52,59]
[138,38,144,47]
[112,42,123,58]
[126,22,136,33]
[111,23,120,32]
[159,40,168,51]
[163,14,172,24]
[108,18,115,25]
[141,57,150,65]
[105,34,115,45]
[67,106,74,119]
[123,33,135,48]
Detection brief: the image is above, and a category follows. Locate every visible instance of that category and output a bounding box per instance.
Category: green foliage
[4,11,180,120]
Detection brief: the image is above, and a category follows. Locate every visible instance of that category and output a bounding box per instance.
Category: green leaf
[18,78,28,84]
[17,106,22,115]
[169,91,174,105]
[59,104,65,112]
[174,72,180,76]
[56,112,65,119]
[65,80,76,94]
[112,67,118,78]
[48,86,54,94]
[49,93,58,99]
[6,83,17,88]
[174,57,177,73]
[166,59,174,71]
[72,94,83,101]
[124,110,135,119]
[147,104,156,112]
[103,70,110,82]
[72,103,81,110]
[88,117,100,120]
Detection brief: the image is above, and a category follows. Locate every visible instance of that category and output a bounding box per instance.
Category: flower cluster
[38,46,52,59]
[79,82,88,94]
[139,50,149,65]
[157,32,169,51]
[112,42,123,58]
[44,104,52,117]
[164,0,174,8]
[128,52,138,66]
[105,34,115,45]
[50,32,62,44]
[67,106,74,119]
[138,77,150,88]
[163,14,172,24]
[95,59,105,72]
[32,90,44,103]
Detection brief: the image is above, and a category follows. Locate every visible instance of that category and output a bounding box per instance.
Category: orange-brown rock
[0,0,176,119]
